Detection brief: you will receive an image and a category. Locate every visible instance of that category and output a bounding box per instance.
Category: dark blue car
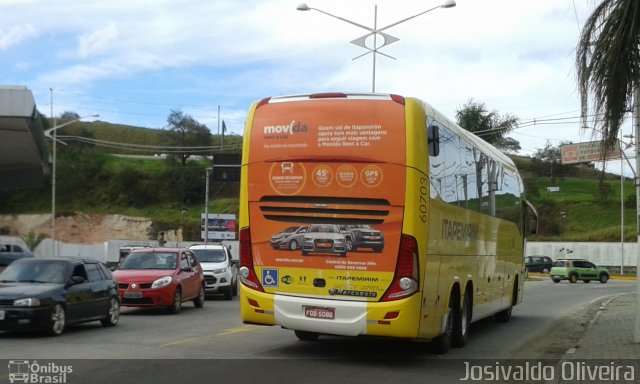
[0,258,120,335]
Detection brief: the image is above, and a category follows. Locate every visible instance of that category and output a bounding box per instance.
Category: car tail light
[381,234,419,301]
[239,227,264,292]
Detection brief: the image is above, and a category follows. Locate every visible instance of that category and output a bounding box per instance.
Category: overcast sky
[2,0,632,166]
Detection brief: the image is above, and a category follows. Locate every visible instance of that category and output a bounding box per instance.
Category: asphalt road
[0,279,636,384]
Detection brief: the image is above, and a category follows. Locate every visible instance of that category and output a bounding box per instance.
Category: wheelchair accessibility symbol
[262,269,279,288]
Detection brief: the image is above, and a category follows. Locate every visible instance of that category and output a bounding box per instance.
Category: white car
[188,244,238,300]
[301,224,348,258]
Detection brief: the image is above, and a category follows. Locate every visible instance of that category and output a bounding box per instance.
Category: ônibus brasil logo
[7,360,73,384]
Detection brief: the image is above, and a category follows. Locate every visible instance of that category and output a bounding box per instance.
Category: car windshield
[192,249,226,263]
[0,260,69,284]
[119,252,178,270]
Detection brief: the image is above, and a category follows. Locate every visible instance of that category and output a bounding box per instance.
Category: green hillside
[0,121,634,242]
[512,156,635,242]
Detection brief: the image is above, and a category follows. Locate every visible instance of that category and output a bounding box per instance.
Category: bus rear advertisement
[238,93,535,353]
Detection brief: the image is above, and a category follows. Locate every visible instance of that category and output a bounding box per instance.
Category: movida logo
[263,120,308,137]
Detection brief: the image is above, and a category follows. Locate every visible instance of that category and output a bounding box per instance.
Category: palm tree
[576,0,640,150]
[455,98,520,152]
[576,0,640,344]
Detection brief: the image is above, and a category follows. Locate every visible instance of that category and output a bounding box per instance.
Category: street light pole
[634,86,640,343]
[204,167,212,244]
[297,1,456,92]
[45,113,99,257]
[49,89,56,258]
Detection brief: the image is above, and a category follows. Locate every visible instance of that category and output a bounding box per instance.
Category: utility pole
[218,106,223,150]
[50,88,56,257]
[204,167,212,244]
[634,87,640,343]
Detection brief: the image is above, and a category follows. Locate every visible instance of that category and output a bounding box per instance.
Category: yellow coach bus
[238,93,536,353]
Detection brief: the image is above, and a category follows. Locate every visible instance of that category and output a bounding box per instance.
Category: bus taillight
[381,234,419,301]
[239,227,264,292]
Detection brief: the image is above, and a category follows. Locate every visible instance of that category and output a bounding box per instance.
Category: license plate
[0,310,4,320]
[124,291,143,299]
[316,242,332,249]
[304,306,335,320]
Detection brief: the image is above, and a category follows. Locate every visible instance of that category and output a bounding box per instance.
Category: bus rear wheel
[433,295,456,354]
[452,291,471,348]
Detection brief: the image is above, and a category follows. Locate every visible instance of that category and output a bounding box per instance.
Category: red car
[113,248,205,314]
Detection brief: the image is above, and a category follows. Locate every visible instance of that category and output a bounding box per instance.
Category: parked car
[549,259,610,283]
[525,256,553,273]
[188,244,238,300]
[339,224,384,252]
[302,224,348,257]
[269,226,309,250]
[0,243,33,266]
[0,258,120,335]
[113,248,205,313]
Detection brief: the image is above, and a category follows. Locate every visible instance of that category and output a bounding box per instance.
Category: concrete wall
[526,241,638,273]
[35,239,239,264]
[32,238,635,273]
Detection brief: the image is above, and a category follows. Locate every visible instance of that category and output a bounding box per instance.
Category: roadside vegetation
[0,110,632,243]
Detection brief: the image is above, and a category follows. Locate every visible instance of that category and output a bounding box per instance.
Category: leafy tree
[165,110,211,166]
[59,111,81,122]
[576,0,640,153]
[22,230,47,250]
[495,137,521,154]
[455,99,520,151]
[594,181,613,206]
[532,141,575,181]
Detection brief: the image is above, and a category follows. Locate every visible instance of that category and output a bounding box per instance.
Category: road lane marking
[216,325,259,336]
[159,325,259,347]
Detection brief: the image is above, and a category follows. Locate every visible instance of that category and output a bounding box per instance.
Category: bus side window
[428,124,440,157]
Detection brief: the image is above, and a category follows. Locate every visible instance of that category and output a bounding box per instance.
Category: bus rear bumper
[240,285,421,338]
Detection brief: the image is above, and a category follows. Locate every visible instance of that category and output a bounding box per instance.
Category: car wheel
[583,279,591,283]
[433,298,454,354]
[224,285,233,300]
[599,274,609,284]
[569,274,578,284]
[452,291,471,348]
[373,246,383,253]
[232,277,238,296]
[288,240,299,251]
[294,330,319,341]
[340,252,347,257]
[345,238,353,252]
[48,304,66,336]
[101,297,120,327]
[168,288,182,314]
[302,251,308,256]
[552,278,561,283]
[193,285,205,308]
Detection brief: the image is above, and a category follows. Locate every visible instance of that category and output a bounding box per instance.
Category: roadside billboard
[560,141,621,165]
[201,213,237,240]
